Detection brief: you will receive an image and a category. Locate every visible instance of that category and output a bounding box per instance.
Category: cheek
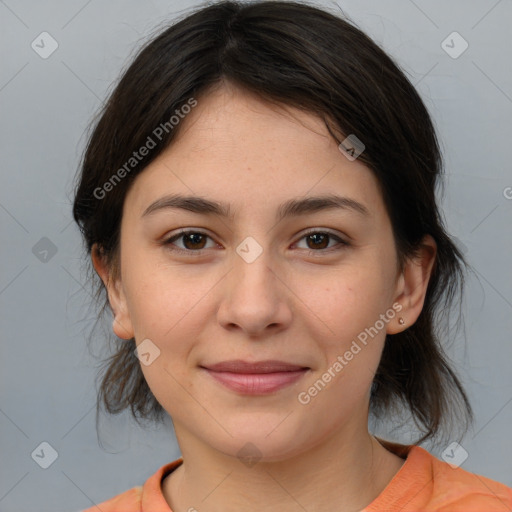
[122,242,216,339]
[295,265,392,389]
[297,265,390,339]
[126,265,211,416]
[296,278,389,422]
[122,258,220,404]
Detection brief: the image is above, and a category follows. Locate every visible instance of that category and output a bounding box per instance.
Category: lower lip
[202,368,309,394]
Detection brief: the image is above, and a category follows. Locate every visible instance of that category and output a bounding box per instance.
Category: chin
[205,417,315,464]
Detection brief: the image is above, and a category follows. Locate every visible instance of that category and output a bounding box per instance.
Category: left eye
[294,231,347,252]
[163,230,215,252]
[162,230,347,254]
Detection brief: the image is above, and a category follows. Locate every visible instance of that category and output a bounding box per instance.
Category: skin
[93,82,436,512]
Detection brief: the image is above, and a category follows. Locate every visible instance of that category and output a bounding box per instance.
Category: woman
[73,1,512,510]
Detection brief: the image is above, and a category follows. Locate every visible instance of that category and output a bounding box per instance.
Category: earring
[398,317,405,326]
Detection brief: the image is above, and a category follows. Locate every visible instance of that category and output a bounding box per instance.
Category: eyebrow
[141,193,370,221]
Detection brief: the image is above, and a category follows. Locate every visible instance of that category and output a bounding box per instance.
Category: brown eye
[162,229,348,256]
[163,230,215,254]
[306,233,330,250]
[295,230,348,253]
[180,232,207,250]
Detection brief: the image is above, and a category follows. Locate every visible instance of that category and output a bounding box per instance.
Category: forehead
[124,85,387,223]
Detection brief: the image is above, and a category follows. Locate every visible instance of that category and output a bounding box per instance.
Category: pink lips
[201,360,309,395]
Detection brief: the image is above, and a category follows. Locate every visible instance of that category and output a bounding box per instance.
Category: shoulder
[426,447,512,511]
[366,441,512,511]
[79,458,183,512]
[80,486,143,512]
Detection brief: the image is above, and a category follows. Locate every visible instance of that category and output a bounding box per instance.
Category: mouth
[200,360,310,395]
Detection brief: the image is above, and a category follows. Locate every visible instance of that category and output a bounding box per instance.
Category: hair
[72,0,473,444]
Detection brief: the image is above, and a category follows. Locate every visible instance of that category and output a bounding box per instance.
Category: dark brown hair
[72,0,473,443]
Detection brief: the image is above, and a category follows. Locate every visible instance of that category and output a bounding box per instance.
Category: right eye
[162,230,218,255]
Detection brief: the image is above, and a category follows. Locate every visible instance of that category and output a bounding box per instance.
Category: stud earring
[398,317,405,326]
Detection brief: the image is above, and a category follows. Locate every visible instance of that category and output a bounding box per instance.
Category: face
[97,84,424,462]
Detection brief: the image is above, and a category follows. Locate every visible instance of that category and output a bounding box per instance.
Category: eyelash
[161,228,349,256]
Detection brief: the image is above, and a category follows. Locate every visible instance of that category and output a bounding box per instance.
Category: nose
[217,247,293,337]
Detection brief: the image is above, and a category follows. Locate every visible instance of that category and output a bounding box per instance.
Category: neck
[163,421,404,512]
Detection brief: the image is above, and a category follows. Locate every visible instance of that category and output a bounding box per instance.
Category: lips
[200,360,309,394]
[202,359,308,374]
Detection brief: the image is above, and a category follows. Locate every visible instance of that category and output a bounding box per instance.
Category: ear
[387,235,437,334]
[91,243,134,340]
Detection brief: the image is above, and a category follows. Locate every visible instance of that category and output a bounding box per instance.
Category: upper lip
[201,360,309,374]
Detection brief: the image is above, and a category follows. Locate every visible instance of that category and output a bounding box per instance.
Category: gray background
[1,0,511,510]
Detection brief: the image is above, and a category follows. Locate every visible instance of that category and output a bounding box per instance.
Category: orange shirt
[82,441,512,511]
